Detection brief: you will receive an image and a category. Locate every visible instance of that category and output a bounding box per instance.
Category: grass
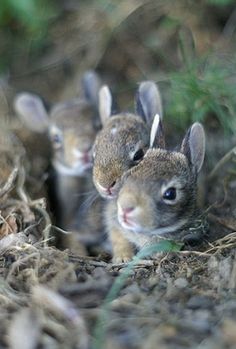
[166,55,236,133]
[206,0,235,5]
[0,0,59,73]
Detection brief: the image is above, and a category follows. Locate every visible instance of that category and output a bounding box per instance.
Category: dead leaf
[0,215,18,238]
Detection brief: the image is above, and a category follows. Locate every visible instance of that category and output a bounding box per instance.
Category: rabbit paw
[70,241,87,256]
[63,233,88,256]
[110,228,134,263]
[112,248,133,264]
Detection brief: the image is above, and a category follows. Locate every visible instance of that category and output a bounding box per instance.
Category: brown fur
[50,99,97,170]
[105,148,196,259]
[93,81,163,260]
[14,72,105,252]
[49,99,104,249]
[105,199,133,262]
[93,113,150,193]
[108,121,205,260]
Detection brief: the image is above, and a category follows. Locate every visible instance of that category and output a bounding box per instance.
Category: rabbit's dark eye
[163,187,176,201]
[133,149,144,162]
[52,134,63,148]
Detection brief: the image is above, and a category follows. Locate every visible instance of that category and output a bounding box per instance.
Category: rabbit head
[14,71,101,176]
[117,115,205,247]
[93,81,163,199]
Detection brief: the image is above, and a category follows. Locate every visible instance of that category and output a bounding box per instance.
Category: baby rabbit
[112,115,205,260]
[13,71,103,251]
[93,81,163,199]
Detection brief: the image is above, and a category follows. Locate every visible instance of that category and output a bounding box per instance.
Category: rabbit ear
[181,122,205,173]
[135,81,163,125]
[82,70,101,108]
[14,93,49,133]
[149,114,165,149]
[98,85,112,125]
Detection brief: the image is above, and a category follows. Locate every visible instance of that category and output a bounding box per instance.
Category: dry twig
[208,146,236,181]
[0,166,18,198]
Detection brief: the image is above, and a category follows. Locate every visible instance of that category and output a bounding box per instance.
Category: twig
[69,255,108,268]
[33,205,52,246]
[179,250,213,257]
[207,146,236,180]
[0,167,18,198]
[52,225,71,235]
[208,213,236,231]
[211,231,236,246]
[16,165,52,246]
[0,212,17,234]
[16,165,29,204]
[6,251,40,283]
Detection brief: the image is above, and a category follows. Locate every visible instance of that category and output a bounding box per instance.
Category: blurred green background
[1,0,236,136]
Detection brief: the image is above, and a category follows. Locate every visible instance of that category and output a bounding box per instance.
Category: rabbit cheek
[151,194,192,235]
[62,134,77,168]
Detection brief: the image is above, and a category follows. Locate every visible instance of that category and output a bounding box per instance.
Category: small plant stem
[207,146,236,181]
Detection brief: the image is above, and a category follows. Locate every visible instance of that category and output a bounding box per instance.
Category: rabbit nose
[121,207,135,223]
[119,206,135,221]
[107,181,116,195]
[96,181,117,198]
[122,207,134,215]
[117,201,138,228]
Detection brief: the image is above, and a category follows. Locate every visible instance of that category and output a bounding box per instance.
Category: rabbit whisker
[73,190,96,198]
[79,191,100,213]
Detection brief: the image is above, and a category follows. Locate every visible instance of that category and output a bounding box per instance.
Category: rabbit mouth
[118,213,142,232]
[73,148,93,163]
[95,181,118,199]
[100,192,117,199]
[118,216,189,237]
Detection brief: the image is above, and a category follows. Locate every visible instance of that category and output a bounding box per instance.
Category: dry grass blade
[32,204,52,245]
[32,285,89,349]
[0,276,28,305]
[207,146,236,180]
[8,308,41,349]
[6,250,40,284]
[69,254,108,268]
[0,166,18,198]
[204,232,236,255]
[16,164,52,245]
[208,213,236,231]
